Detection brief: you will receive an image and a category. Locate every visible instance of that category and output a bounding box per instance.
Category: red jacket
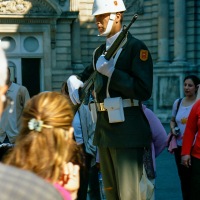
[181,99,200,159]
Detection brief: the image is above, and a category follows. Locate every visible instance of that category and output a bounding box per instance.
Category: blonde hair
[4,91,79,183]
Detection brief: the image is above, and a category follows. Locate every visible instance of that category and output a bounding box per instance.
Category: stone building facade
[0,0,199,122]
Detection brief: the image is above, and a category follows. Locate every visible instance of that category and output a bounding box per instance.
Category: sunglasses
[3,96,14,113]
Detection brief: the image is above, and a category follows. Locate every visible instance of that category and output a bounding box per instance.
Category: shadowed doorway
[21,58,41,97]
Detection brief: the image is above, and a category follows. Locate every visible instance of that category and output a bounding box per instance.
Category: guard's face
[95,13,110,35]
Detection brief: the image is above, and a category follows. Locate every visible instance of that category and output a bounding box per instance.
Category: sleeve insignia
[140,50,148,61]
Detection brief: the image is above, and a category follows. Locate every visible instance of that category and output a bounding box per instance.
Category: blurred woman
[170,75,200,200]
[4,92,81,200]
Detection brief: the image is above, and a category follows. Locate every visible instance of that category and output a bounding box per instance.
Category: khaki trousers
[99,147,144,200]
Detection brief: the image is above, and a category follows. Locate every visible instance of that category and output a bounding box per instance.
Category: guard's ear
[116,12,123,23]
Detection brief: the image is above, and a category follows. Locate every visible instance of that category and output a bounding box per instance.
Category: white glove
[96,55,115,77]
[67,75,83,105]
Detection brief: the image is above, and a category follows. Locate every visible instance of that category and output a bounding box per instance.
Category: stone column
[70,0,79,11]
[157,0,169,65]
[173,0,186,63]
[70,0,84,72]
[71,18,84,71]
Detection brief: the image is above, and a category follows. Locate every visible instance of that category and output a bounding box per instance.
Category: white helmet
[92,0,126,16]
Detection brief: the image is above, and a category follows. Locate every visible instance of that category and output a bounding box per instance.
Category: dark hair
[184,75,200,87]
[61,82,69,94]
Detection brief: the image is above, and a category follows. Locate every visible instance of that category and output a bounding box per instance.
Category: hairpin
[28,118,52,132]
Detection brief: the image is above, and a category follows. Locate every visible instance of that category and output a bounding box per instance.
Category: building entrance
[22,58,41,97]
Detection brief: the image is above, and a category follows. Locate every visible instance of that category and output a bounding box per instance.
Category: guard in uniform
[67,0,153,199]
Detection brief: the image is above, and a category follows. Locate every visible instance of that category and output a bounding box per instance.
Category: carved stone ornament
[0,0,57,15]
[59,0,66,6]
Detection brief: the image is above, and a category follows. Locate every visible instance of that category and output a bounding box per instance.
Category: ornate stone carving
[53,0,67,6]
[0,18,50,23]
[59,0,66,6]
[0,0,57,15]
[123,0,144,15]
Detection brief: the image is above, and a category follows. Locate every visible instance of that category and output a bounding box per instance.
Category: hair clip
[28,118,53,132]
[28,118,43,132]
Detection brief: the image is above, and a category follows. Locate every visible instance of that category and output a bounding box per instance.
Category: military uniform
[78,32,153,147]
[77,32,153,200]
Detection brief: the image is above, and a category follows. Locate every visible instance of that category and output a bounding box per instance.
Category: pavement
[155,148,182,200]
[155,123,182,200]
[87,149,183,200]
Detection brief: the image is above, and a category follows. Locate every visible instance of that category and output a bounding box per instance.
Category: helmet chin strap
[98,13,116,37]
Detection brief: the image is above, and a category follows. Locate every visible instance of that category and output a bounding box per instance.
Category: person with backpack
[169,75,200,200]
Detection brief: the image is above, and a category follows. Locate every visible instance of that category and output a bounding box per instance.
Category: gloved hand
[96,55,115,77]
[67,75,83,105]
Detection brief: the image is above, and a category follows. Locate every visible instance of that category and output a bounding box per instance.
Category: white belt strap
[106,47,123,98]
[106,36,128,98]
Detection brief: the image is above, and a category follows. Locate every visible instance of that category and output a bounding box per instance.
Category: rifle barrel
[125,14,138,31]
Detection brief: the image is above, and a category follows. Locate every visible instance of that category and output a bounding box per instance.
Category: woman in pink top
[181,99,200,200]
[3,92,81,200]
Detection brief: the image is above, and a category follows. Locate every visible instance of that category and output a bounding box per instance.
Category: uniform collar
[106,30,122,51]
[106,30,132,51]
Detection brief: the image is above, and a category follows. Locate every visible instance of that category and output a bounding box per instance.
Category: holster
[104,97,125,123]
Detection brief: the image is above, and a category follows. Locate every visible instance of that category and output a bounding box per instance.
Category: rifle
[79,14,138,103]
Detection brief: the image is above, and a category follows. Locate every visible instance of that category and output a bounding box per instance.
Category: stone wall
[53,19,73,91]
[0,0,199,121]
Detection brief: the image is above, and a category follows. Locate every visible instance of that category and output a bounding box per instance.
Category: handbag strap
[167,98,183,147]
[175,98,183,117]
[174,98,182,129]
